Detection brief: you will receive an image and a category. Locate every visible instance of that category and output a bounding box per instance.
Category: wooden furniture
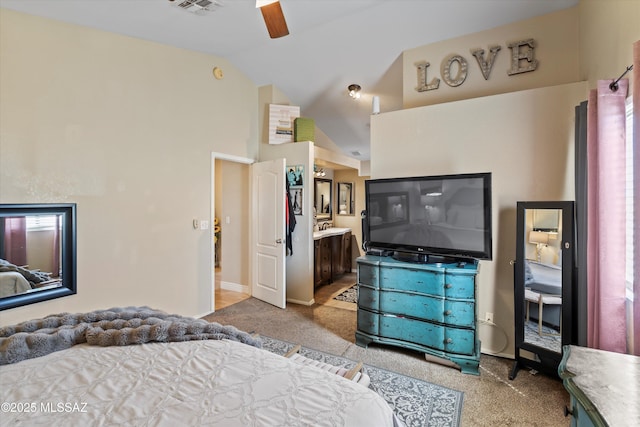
[284,344,369,386]
[314,229,351,287]
[355,254,480,375]
[314,236,332,286]
[558,345,640,427]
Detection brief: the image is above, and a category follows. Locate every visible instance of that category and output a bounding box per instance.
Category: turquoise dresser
[355,255,480,375]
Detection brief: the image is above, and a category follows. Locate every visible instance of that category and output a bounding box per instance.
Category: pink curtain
[3,217,28,266]
[633,40,639,356]
[52,218,61,278]
[586,79,629,353]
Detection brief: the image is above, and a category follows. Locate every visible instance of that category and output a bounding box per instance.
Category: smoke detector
[170,0,223,15]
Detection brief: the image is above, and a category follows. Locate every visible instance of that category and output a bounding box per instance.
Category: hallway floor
[214,272,357,311]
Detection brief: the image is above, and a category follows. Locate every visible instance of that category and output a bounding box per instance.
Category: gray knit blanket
[0,306,262,365]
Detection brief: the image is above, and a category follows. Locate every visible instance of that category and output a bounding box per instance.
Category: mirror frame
[0,203,77,311]
[510,200,574,379]
[314,178,333,220]
[336,182,355,216]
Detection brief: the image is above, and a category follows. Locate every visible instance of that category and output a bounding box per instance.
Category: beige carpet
[203,280,570,427]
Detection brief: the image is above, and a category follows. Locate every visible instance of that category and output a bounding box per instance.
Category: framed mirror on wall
[510,201,575,380]
[336,182,355,216]
[0,204,77,311]
[314,178,332,220]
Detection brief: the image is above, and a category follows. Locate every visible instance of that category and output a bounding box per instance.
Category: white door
[251,158,286,308]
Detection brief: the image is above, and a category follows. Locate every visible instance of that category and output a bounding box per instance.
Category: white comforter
[0,271,31,297]
[0,339,399,427]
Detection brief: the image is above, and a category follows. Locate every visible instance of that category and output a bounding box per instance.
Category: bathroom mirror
[510,201,575,380]
[337,182,355,216]
[314,178,332,220]
[0,203,77,310]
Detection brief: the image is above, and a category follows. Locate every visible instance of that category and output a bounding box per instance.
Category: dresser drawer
[357,308,379,335]
[376,290,475,327]
[357,285,379,311]
[358,263,379,288]
[379,315,475,355]
[443,272,476,299]
[379,266,445,296]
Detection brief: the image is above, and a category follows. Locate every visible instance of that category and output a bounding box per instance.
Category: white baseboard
[220,281,249,294]
[194,311,213,318]
[286,297,315,306]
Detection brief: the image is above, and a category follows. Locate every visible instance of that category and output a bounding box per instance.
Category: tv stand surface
[390,251,472,266]
[355,254,480,375]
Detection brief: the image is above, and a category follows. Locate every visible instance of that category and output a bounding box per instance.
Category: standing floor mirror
[510,201,575,380]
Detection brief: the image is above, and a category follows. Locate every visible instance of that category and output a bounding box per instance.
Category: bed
[0,258,60,298]
[524,260,562,329]
[0,271,32,297]
[0,307,402,427]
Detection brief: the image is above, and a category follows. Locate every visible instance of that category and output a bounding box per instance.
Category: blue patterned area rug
[260,335,463,427]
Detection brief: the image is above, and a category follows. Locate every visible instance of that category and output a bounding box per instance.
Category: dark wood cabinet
[342,231,352,273]
[330,234,343,282]
[314,230,351,288]
[314,237,332,287]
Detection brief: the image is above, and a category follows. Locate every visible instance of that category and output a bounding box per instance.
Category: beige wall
[372,80,587,358]
[403,7,580,109]
[579,0,639,93]
[26,230,57,276]
[0,9,259,325]
[333,169,367,268]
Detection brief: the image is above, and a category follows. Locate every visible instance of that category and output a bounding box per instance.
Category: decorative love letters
[415,39,538,92]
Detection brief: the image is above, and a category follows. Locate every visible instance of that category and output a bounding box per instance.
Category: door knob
[275,238,283,244]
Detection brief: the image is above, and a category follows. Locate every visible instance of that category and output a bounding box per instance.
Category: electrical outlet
[486,312,494,323]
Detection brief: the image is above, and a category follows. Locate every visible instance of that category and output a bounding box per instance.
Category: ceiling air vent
[171,0,222,15]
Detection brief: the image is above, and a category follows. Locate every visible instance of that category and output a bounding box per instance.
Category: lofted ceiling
[0,0,578,160]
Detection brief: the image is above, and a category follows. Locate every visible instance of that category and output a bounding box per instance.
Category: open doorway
[212,154,252,311]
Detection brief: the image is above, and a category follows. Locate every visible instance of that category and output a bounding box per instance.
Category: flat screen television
[364,172,492,261]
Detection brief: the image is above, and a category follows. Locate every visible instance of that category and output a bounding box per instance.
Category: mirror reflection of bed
[0,215,63,299]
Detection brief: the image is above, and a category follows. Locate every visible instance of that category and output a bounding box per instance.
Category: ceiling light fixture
[348,84,361,100]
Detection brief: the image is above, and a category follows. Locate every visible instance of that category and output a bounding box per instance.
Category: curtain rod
[609,64,634,91]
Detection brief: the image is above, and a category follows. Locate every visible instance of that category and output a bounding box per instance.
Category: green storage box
[294,117,315,142]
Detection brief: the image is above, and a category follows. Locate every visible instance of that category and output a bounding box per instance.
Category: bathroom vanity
[313,228,351,287]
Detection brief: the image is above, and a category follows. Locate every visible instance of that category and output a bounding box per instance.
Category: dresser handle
[444,284,453,289]
[444,310,452,316]
[563,406,573,417]
[444,338,453,344]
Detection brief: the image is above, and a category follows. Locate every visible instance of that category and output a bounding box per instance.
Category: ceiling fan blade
[259,1,289,39]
